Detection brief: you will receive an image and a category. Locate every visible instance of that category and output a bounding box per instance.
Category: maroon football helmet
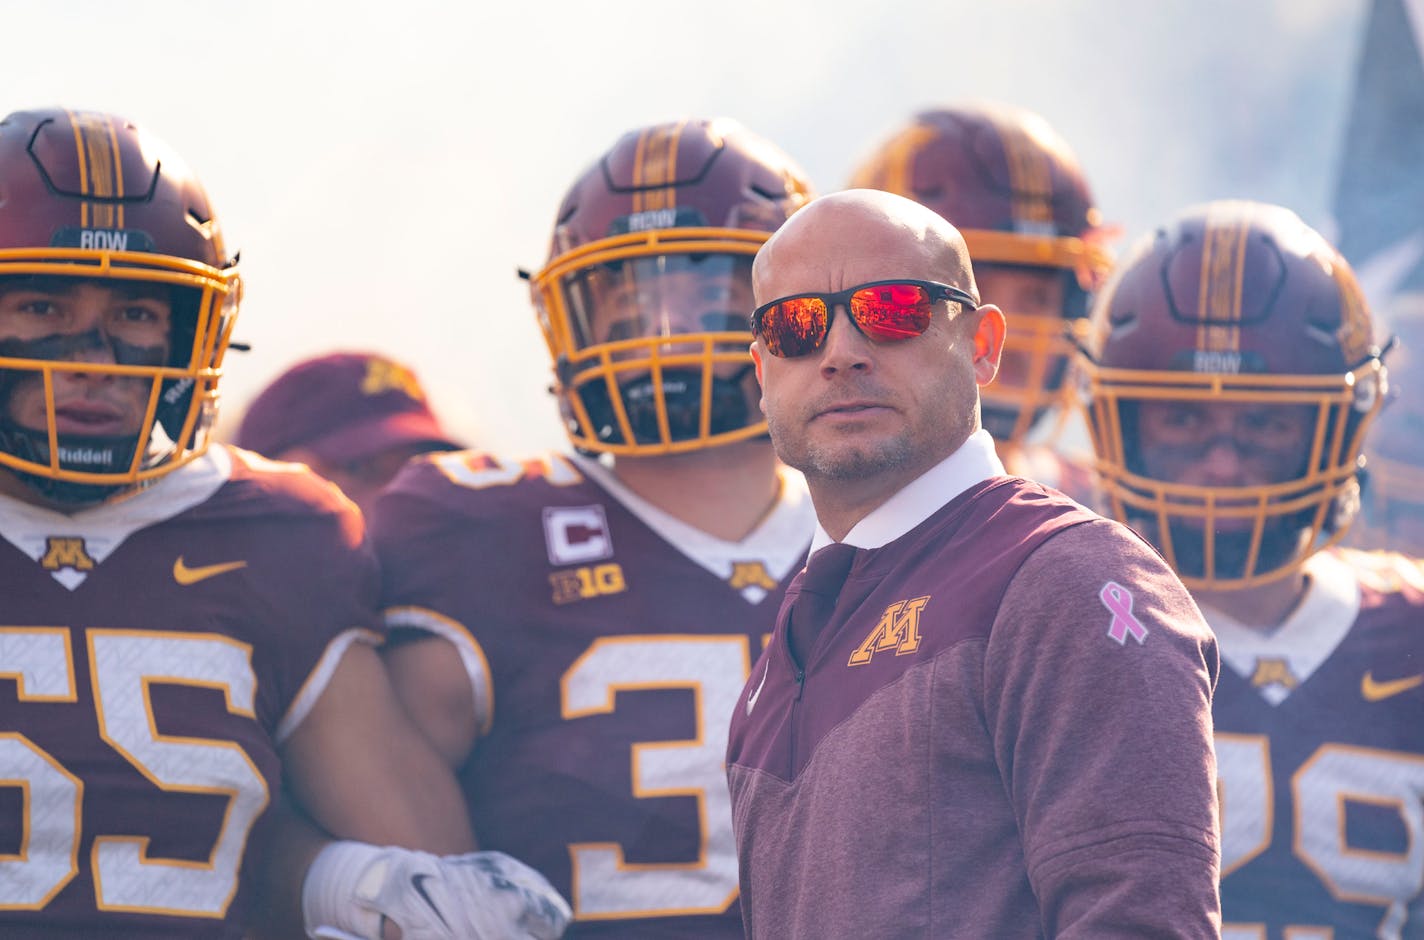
[849,103,1113,448]
[1079,200,1385,589]
[529,117,815,456]
[0,108,240,504]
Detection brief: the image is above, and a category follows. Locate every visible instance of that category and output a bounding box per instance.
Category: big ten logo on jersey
[848,596,930,666]
[545,506,625,605]
[550,563,627,606]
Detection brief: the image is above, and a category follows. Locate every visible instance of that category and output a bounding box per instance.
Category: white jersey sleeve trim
[276,627,383,744]
[383,605,495,737]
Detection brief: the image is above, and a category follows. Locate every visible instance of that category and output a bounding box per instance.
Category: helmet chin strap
[0,329,174,506]
[578,363,757,447]
[0,420,141,505]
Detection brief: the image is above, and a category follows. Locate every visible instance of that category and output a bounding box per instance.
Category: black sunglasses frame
[750,278,980,358]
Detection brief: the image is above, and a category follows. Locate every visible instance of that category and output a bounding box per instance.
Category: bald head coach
[725,191,1222,938]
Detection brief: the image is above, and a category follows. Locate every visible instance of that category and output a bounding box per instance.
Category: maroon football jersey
[0,446,380,939]
[1212,549,1424,939]
[371,450,814,937]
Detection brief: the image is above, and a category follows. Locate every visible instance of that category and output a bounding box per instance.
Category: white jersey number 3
[561,635,748,920]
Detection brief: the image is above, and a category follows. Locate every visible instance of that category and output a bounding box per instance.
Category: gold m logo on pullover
[848,596,931,666]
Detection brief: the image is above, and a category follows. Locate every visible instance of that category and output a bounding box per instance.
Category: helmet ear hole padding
[1079,200,1385,590]
[530,119,814,459]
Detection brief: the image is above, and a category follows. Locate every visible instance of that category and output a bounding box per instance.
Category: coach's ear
[971,304,1006,386]
[750,342,770,416]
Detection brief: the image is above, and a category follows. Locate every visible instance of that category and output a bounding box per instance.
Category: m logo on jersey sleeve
[848,596,930,666]
[543,505,613,566]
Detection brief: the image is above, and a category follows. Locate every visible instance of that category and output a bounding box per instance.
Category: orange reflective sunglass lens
[849,283,934,340]
[761,296,829,358]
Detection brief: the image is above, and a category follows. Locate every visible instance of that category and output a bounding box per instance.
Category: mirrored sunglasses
[750,279,978,358]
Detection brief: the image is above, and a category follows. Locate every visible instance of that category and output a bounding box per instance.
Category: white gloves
[303,841,571,940]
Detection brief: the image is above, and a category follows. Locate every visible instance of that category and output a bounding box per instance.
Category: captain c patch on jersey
[543,505,613,566]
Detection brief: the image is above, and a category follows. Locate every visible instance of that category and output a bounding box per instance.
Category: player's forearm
[363,728,477,854]
[249,796,335,940]
[284,641,477,854]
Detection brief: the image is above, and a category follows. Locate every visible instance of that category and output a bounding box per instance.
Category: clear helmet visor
[533,231,766,456]
[562,253,754,354]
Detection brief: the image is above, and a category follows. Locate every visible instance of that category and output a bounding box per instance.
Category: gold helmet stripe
[1198,201,1250,354]
[65,109,90,227]
[851,123,937,197]
[991,112,1053,227]
[631,126,649,215]
[631,119,686,215]
[66,110,126,230]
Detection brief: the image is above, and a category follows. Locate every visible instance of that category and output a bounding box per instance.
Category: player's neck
[609,439,783,541]
[1193,570,1310,634]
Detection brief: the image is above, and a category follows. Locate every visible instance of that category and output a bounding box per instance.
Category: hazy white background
[5,0,1367,454]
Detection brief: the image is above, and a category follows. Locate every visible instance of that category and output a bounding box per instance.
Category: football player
[850,103,1113,497]
[373,118,818,937]
[236,351,464,516]
[0,108,567,940]
[1079,199,1424,937]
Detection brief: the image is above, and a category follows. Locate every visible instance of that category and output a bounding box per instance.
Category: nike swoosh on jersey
[746,661,770,716]
[410,872,451,928]
[173,556,248,585]
[1361,671,1424,701]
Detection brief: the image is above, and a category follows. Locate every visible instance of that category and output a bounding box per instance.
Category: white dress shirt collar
[808,428,1006,554]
